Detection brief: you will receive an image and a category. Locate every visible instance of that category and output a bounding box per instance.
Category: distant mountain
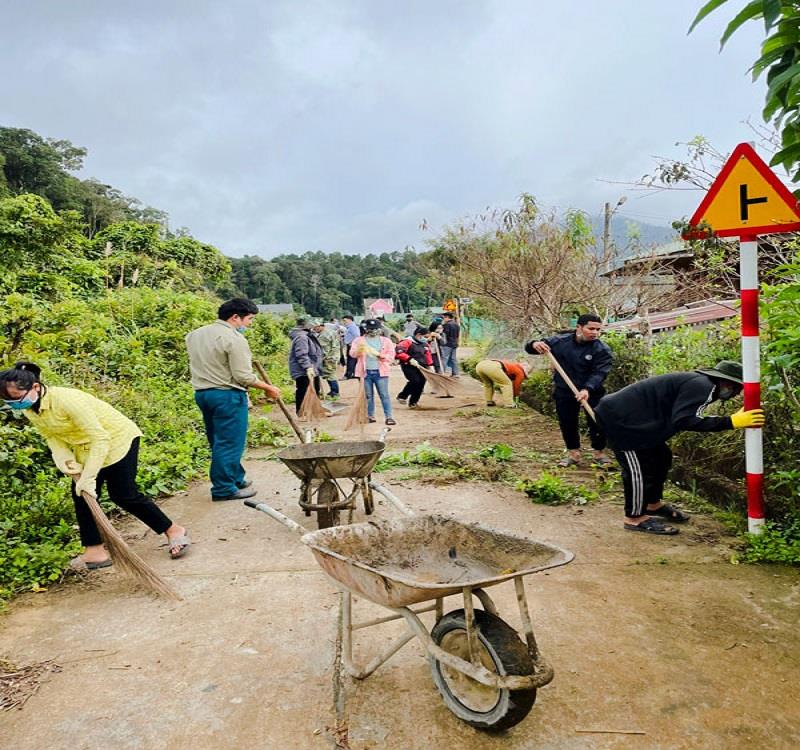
[589,214,677,255]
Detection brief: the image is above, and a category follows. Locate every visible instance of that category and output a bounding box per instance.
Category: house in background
[363,298,394,317]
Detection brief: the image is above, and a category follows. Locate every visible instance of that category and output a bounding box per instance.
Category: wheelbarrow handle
[368,482,415,517]
[244,499,307,536]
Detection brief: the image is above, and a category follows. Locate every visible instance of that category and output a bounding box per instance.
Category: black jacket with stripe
[594,373,733,451]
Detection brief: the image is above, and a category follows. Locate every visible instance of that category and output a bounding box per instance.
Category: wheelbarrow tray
[277,440,385,480]
[301,514,573,608]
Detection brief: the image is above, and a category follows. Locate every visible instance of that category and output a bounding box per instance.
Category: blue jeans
[364,370,393,418]
[194,388,249,497]
[440,346,459,375]
[327,379,340,397]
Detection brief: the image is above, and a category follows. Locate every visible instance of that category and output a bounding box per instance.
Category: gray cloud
[1,0,767,256]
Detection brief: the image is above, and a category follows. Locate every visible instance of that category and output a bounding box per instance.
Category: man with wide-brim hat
[594,360,764,536]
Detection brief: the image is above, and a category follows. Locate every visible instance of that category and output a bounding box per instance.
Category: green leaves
[719,1,764,49]
[688,0,731,35]
[691,1,800,182]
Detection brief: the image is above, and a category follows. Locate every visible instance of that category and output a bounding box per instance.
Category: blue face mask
[236,326,247,334]
[5,390,38,411]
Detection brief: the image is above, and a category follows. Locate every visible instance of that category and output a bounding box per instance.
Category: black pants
[71,437,172,547]
[554,390,606,451]
[344,344,357,378]
[613,443,673,518]
[398,364,426,405]
[294,374,322,414]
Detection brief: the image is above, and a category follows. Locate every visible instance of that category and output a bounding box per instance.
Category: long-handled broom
[80,491,181,600]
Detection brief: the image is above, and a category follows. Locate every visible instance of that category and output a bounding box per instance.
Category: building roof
[606,299,738,334]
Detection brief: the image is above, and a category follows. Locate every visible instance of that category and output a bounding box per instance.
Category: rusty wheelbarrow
[245,485,573,731]
[276,434,386,529]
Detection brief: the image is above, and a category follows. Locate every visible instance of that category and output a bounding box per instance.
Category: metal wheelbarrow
[245,484,573,731]
[276,436,386,529]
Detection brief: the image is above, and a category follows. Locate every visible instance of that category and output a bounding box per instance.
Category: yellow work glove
[306,368,316,379]
[409,359,420,368]
[730,408,765,429]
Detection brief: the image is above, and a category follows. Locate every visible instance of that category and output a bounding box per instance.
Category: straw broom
[298,376,327,422]
[80,491,181,600]
[416,365,465,397]
[344,376,369,431]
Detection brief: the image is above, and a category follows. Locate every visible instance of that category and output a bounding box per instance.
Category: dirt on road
[1,362,798,749]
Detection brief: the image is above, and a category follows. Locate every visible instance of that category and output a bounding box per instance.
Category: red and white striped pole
[739,235,764,533]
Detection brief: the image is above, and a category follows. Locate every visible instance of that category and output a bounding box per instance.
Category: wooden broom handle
[544,350,597,422]
[253,360,305,442]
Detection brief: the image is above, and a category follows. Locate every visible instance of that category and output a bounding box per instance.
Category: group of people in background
[475,312,765,537]
[0,297,767,576]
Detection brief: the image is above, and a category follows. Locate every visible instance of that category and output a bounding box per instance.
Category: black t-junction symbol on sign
[740,184,768,221]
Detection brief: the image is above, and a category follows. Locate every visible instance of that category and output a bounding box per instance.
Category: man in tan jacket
[186,298,280,501]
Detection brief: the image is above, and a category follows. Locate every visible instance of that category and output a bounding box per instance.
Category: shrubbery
[0,189,294,599]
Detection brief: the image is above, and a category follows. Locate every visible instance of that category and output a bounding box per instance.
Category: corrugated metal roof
[606,299,738,333]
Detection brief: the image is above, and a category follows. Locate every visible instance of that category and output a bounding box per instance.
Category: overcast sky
[1,1,767,257]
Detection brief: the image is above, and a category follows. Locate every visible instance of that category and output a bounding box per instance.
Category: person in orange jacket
[475,359,531,407]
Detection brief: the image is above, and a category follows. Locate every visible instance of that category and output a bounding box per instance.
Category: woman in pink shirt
[350,319,397,425]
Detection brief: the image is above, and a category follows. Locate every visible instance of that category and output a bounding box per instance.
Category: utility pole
[603,196,627,258]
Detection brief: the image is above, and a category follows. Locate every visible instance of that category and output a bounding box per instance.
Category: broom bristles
[419,367,465,396]
[82,493,182,600]
[344,376,369,431]
[298,383,327,421]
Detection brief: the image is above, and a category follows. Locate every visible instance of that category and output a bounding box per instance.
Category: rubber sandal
[591,455,615,467]
[385,418,396,425]
[557,456,580,468]
[646,503,690,523]
[168,533,191,559]
[70,557,113,571]
[624,518,679,535]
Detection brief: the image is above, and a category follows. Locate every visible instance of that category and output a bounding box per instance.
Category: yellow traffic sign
[686,142,800,238]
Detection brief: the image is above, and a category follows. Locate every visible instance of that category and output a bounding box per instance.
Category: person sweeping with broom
[395,327,433,409]
[0,362,190,569]
[350,319,397,426]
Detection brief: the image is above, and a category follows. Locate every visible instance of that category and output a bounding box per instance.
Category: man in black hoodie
[594,360,765,535]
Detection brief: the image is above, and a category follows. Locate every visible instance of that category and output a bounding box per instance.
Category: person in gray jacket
[288,319,324,414]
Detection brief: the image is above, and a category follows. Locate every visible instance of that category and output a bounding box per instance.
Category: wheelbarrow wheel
[316,480,340,529]
[430,609,536,732]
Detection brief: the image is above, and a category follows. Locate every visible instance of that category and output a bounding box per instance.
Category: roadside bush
[0,288,292,599]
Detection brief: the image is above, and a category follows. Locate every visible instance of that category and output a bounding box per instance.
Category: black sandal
[646,503,690,523]
[624,518,679,535]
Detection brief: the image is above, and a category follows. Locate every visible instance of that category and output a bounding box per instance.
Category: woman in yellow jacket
[0,362,189,569]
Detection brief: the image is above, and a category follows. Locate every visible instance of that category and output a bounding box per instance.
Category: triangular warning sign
[685,142,800,238]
